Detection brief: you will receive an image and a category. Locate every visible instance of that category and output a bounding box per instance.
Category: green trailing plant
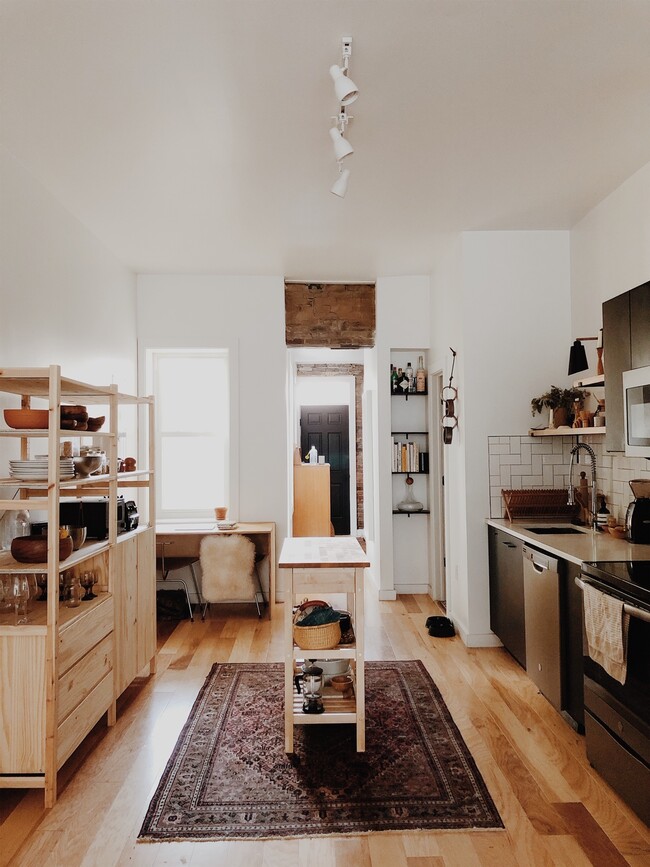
[531,386,590,417]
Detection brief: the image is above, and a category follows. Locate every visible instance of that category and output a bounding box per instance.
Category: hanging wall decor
[441,348,458,445]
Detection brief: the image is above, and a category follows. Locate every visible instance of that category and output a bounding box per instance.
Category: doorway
[300,405,350,535]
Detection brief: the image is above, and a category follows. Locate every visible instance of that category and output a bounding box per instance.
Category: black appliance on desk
[60,496,139,540]
[577,561,650,825]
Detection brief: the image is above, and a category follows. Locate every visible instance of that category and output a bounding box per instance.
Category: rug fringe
[138,825,506,844]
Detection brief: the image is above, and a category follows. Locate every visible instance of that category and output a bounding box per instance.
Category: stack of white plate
[9,458,75,481]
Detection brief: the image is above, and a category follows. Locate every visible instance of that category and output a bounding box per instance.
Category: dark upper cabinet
[603,291,631,453]
[630,280,650,369]
[603,280,650,452]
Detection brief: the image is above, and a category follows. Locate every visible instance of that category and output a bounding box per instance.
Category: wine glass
[12,574,30,625]
[80,571,97,601]
[25,574,38,611]
[0,575,12,613]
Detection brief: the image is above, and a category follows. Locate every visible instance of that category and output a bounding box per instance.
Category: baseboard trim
[456,625,502,648]
[378,589,397,601]
[394,583,431,595]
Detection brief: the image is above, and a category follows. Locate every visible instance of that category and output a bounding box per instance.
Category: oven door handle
[575,576,650,623]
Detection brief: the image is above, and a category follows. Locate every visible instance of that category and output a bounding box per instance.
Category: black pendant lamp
[567,336,597,376]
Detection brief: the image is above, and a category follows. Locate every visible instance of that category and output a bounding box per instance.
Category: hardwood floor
[1,593,649,866]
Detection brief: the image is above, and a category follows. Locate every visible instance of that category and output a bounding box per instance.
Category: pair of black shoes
[425,615,455,638]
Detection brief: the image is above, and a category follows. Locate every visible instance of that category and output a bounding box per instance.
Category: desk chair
[156,541,203,622]
[200,534,266,619]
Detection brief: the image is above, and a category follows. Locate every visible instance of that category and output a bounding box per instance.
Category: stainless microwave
[623,366,650,457]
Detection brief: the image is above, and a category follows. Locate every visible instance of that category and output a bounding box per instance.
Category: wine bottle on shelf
[416,356,426,393]
[406,361,415,393]
[390,364,398,394]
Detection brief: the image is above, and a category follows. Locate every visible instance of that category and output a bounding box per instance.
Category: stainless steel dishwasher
[522,545,561,710]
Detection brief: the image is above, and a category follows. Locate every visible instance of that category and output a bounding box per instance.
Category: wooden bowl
[330,674,353,693]
[11,534,74,564]
[4,409,48,430]
[87,416,105,432]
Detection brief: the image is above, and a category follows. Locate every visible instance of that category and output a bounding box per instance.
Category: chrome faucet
[567,442,598,529]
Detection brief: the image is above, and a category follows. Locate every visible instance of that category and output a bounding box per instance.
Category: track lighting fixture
[329,37,357,197]
[329,64,359,106]
[331,166,350,198]
[329,112,354,161]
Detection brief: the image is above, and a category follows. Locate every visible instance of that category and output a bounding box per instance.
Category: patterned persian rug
[139,660,503,841]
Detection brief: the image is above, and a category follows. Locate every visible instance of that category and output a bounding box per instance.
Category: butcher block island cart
[279,536,369,753]
[0,365,155,807]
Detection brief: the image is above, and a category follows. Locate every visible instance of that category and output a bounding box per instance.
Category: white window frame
[143,345,239,521]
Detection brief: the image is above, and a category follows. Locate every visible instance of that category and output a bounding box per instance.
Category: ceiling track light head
[331,164,350,198]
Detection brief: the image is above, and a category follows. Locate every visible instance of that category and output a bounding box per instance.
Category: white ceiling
[3,1,650,281]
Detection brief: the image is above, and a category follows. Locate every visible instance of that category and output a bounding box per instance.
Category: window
[147,349,229,519]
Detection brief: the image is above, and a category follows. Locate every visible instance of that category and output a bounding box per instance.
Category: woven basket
[293,616,341,651]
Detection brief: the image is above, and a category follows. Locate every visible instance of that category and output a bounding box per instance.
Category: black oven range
[577,560,650,826]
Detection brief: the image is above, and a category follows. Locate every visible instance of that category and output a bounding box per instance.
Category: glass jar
[0,508,31,551]
[66,577,82,608]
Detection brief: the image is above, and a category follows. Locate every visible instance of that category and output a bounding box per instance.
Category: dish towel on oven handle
[582,583,630,685]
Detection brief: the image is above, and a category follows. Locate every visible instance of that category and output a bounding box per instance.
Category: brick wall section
[285,283,376,348]
[297,363,364,530]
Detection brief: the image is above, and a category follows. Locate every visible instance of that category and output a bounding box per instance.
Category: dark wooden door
[300,405,350,535]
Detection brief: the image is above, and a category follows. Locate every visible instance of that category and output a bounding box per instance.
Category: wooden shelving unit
[279,536,369,753]
[0,365,155,807]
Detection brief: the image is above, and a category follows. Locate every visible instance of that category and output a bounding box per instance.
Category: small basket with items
[292,600,343,650]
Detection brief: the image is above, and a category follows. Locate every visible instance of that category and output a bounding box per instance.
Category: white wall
[431,231,572,645]
[572,159,650,341]
[136,275,288,571]
[0,148,137,386]
[0,147,137,505]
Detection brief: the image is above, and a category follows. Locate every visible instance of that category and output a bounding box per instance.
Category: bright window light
[148,349,229,519]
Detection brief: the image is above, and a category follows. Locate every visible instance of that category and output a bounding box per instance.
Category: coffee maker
[301,664,324,714]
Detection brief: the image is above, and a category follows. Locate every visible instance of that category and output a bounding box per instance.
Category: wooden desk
[279,536,370,752]
[155,522,277,618]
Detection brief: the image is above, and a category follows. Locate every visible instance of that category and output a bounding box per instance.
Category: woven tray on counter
[501,488,580,521]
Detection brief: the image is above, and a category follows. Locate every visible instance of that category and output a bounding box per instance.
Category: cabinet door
[630,280,650,370]
[113,535,139,696]
[488,528,526,668]
[603,291,631,453]
[137,527,156,673]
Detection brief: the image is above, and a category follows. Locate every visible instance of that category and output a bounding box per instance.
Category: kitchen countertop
[486,518,650,565]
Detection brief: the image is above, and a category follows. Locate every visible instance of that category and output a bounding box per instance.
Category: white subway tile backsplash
[488,433,650,520]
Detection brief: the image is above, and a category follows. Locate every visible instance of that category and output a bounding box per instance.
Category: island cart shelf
[279,536,369,753]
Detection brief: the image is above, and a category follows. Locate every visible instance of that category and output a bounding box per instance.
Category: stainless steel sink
[525,526,586,535]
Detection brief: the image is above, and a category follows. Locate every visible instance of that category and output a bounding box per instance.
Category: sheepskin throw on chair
[200,534,257,602]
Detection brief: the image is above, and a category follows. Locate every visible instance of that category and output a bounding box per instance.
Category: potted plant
[531,386,590,428]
